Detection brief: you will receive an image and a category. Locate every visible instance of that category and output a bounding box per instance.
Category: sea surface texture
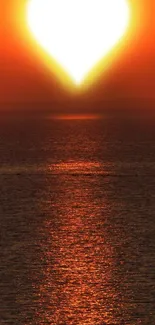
[0,115,155,324]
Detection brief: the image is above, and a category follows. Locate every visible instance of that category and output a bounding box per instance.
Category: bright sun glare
[27,0,130,85]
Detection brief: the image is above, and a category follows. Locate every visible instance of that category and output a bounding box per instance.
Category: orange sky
[1,0,155,111]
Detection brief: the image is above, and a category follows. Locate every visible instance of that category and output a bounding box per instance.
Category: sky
[1,0,155,112]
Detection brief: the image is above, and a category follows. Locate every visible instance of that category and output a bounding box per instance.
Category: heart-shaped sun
[27,0,130,85]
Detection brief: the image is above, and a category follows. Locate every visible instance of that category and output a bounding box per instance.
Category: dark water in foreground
[0,115,155,324]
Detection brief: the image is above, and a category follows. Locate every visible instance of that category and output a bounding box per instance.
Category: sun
[27,0,130,85]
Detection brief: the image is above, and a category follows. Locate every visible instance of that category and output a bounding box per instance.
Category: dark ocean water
[0,115,155,325]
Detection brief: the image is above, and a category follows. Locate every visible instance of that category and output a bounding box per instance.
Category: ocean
[0,114,155,324]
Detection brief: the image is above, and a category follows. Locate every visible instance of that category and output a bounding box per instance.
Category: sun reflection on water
[48,161,102,174]
[32,160,119,325]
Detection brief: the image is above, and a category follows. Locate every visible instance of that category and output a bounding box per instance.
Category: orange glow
[2,0,153,103]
